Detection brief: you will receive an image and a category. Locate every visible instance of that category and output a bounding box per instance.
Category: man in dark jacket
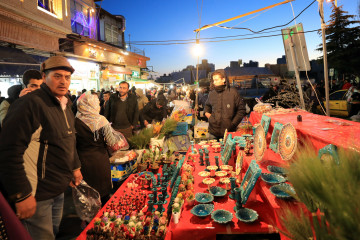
[104,81,139,139]
[0,56,83,239]
[204,69,246,139]
[140,98,167,128]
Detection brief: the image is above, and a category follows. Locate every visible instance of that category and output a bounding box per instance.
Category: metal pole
[194,0,294,32]
[289,40,306,110]
[319,0,330,116]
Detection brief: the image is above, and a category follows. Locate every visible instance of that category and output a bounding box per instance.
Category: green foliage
[317,3,360,76]
[280,145,360,240]
[129,127,155,149]
[159,118,178,139]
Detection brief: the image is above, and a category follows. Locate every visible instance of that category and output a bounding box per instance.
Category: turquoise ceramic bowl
[209,186,227,197]
[195,192,214,204]
[191,204,214,217]
[235,208,259,223]
[270,183,296,199]
[211,209,233,224]
[261,173,286,185]
[267,165,287,176]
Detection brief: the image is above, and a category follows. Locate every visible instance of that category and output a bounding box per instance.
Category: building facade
[0,0,150,95]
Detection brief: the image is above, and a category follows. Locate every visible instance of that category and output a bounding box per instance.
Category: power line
[129,0,316,44]
[216,0,316,33]
[129,29,320,45]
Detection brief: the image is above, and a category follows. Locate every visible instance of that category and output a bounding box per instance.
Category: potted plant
[172,201,181,224]
[137,150,149,172]
[185,191,195,206]
[150,151,160,174]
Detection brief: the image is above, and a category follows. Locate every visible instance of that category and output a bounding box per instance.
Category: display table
[249,111,360,152]
[165,147,280,240]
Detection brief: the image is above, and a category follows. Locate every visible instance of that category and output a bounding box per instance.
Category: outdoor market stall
[77,107,360,240]
[249,109,360,152]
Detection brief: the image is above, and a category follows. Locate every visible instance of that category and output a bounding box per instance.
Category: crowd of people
[3,55,358,240]
[0,55,249,240]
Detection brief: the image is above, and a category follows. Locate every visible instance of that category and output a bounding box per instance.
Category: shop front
[68,58,100,94]
[101,64,132,90]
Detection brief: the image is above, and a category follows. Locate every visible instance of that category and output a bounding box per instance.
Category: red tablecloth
[165,145,281,240]
[77,168,172,240]
[249,111,360,152]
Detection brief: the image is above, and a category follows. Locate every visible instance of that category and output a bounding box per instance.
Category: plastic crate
[172,122,188,136]
[111,159,137,182]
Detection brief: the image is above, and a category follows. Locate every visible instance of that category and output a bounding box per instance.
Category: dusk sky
[99,0,359,75]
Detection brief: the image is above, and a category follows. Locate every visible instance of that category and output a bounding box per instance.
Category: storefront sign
[132,71,139,77]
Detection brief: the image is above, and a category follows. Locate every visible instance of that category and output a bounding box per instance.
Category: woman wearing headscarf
[75,92,128,205]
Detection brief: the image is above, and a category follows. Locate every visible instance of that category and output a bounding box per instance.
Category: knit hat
[40,56,75,74]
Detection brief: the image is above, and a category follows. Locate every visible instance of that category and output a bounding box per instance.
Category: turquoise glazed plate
[191,204,214,217]
[235,208,259,223]
[261,173,286,185]
[211,209,233,224]
[209,186,227,197]
[195,192,214,204]
[270,183,296,199]
[267,165,287,176]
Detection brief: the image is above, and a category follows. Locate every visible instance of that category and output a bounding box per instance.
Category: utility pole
[318,0,332,116]
[128,34,131,51]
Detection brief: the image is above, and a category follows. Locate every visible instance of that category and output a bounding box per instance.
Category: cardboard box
[194,121,209,139]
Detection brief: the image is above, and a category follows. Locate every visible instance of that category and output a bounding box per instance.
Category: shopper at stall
[140,97,167,128]
[0,84,22,127]
[0,56,83,239]
[19,69,43,97]
[100,91,110,116]
[204,69,246,140]
[76,91,127,205]
[135,88,149,111]
[104,81,139,139]
[1,70,43,127]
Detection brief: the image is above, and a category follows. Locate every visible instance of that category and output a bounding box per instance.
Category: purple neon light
[71,10,96,39]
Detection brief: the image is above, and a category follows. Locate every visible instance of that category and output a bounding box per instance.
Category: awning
[0,46,40,76]
[129,78,150,83]
[107,65,132,74]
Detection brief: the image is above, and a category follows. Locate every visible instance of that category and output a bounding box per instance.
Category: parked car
[317,90,360,117]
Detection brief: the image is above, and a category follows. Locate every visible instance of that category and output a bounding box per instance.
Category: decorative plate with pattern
[278,123,297,161]
[254,125,266,161]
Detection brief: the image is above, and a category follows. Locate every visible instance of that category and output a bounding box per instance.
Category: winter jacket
[0,84,81,203]
[104,92,139,128]
[141,99,167,124]
[204,87,246,137]
[205,70,246,137]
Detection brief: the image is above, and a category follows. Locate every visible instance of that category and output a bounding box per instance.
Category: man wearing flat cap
[0,56,83,239]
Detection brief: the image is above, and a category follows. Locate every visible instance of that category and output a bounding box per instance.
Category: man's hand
[144,120,149,127]
[69,169,83,187]
[15,195,36,219]
[205,112,211,119]
[19,88,32,97]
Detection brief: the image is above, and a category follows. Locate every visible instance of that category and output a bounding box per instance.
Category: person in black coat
[140,98,167,128]
[204,69,246,139]
[104,81,139,139]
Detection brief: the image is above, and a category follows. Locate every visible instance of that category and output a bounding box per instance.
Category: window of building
[70,0,91,37]
[105,23,120,46]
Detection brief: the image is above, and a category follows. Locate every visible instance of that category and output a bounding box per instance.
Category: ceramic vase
[229,177,237,199]
[172,211,180,224]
